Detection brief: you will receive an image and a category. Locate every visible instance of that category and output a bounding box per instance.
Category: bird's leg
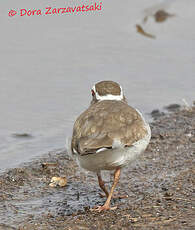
[98,171,127,199]
[92,168,121,212]
[102,168,120,210]
[97,172,109,198]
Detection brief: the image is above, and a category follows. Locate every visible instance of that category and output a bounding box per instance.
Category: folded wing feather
[71,100,147,156]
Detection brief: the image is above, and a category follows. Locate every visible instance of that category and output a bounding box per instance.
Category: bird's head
[91,81,126,104]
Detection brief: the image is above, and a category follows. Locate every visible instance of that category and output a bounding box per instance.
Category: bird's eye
[91,90,95,97]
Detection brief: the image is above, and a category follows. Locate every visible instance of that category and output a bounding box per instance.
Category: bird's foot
[99,192,128,199]
[90,205,117,212]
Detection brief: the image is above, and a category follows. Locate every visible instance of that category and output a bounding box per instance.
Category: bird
[71,80,151,212]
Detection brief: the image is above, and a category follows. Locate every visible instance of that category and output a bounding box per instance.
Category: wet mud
[0,105,194,229]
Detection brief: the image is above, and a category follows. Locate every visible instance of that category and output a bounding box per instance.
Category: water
[0,0,194,172]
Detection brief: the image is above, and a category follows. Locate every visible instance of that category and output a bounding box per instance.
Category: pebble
[49,176,67,187]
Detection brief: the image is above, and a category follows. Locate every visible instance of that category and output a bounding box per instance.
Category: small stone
[164,104,181,111]
[49,176,67,187]
[130,217,138,223]
[150,109,165,119]
[42,162,58,169]
[12,133,33,138]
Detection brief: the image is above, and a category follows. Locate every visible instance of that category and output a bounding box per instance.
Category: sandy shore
[0,105,194,230]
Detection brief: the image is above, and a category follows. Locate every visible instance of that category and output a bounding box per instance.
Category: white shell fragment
[49,176,67,187]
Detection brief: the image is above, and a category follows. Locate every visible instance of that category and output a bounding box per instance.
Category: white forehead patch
[92,85,124,101]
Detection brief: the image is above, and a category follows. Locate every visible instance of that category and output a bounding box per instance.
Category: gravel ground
[0,105,194,230]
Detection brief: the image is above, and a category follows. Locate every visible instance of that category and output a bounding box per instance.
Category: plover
[71,81,151,212]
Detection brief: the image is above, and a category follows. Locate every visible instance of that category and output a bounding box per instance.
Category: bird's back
[71,100,148,156]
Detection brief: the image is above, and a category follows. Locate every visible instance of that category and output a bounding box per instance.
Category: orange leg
[97,172,109,198]
[92,168,121,212]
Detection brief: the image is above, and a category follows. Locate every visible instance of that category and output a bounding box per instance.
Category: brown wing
[71,100,147,156]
